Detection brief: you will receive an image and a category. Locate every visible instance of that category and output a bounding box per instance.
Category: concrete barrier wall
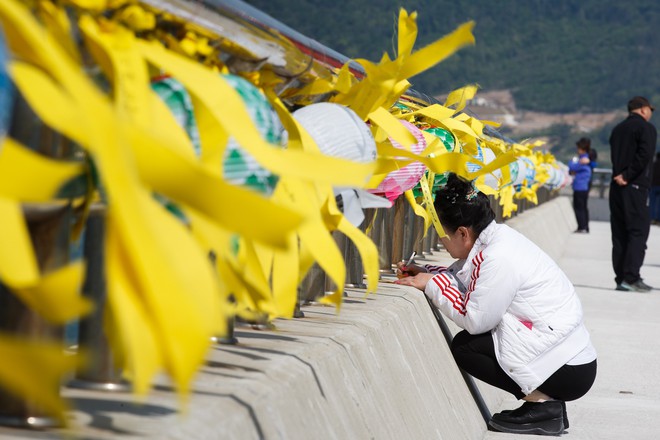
[55,196,576,440]
[505,195,576,261]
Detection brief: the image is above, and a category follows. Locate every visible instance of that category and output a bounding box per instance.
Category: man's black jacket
[609,113,658,189]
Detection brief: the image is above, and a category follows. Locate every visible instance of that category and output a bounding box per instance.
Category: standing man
[609,96,657,292]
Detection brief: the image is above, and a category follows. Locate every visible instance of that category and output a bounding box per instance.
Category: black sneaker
[489,401,564,436]
[615,282,634,292]
[616,281,650,292]
[494,402,569,427]
[632,279,653,291]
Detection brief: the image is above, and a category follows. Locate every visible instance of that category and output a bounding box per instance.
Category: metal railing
[592,168,613,199]
[0,0,569,429]
[299,189,558,301]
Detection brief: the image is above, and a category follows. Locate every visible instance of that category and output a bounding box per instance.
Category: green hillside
[242,0,660,114]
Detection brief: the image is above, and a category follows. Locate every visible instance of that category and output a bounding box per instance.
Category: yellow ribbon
[419,174,446,237]
[0,137,84,201]
[404,188,430,236]
[331,10,475,119]
[0,196,40,288]
[445,84,478,113]
[138,39,376,187]
[12,261,93,323]
[0,2,227,401]
[0,333,80,422]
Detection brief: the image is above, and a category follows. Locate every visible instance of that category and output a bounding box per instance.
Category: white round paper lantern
[293,102,377,163]
[294,103,388,226]
[513,157,536,188]
[472,147,520,190]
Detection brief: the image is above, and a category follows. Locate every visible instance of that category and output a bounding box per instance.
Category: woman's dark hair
[576,137,591,151]
[434,173,495,235]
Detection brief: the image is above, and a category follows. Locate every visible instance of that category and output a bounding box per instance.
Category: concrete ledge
[55,286,487,440]
[1,196,576,440]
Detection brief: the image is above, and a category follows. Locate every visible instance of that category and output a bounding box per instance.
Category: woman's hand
[396,261,428,278]
[394,272,435,291]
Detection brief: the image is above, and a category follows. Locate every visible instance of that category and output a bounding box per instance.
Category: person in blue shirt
[569,138,593,233]
[585,139,598,191]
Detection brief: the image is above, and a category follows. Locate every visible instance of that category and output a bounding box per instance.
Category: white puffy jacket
[425,221,595,395]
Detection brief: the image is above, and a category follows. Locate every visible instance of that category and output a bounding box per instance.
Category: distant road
[588,195,610,222]
[557,192,609,222]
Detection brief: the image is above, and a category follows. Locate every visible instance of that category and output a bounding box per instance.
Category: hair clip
[465,181,479,200]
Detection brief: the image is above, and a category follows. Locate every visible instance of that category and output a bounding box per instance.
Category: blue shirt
[568,153,592,191]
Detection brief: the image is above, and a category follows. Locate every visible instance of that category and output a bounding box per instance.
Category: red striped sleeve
[432,273,466,315]
[424,265,448,274]
[464,251,485,307]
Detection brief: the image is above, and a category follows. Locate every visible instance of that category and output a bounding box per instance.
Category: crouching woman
[396,173,597,436]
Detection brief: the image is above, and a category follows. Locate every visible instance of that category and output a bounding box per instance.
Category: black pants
[609,184,650,285]
[451,330,597,401]
[573,190,589,231]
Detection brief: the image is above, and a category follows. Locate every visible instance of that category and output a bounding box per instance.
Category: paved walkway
[484,219,660,440]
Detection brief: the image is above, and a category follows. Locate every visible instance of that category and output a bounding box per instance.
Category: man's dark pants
[609,184,651,284]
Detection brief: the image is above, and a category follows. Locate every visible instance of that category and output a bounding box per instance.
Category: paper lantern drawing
[369,120,427,202]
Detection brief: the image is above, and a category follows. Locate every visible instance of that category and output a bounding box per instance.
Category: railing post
[344,234,366,289]
[489,195,504,223]
[390,197,405,271]
[213,294,239,344]
[69,204,132,391]
[378,206,395,274]
[299,263,327,304]
[207,248,239,343]
[401,202,416,264]
[326,230,343,295]
[422,218,432,256]
[0,90,88,428]
[0,204,72,428]
[431,226,440,251]
[413,216,424,258]
[360,208,378,287]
